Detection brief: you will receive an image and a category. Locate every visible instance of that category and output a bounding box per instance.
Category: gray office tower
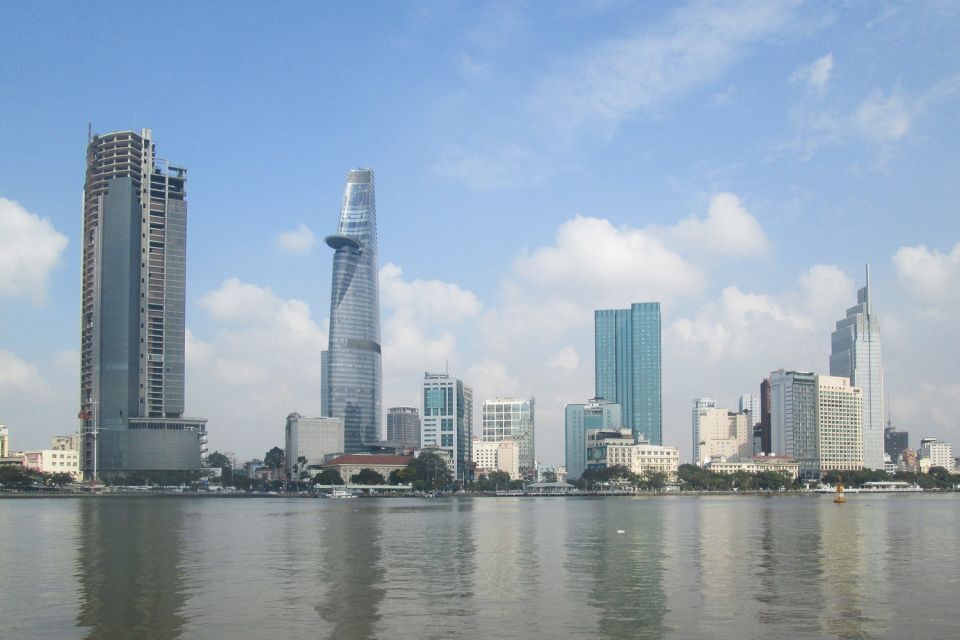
[322,169,383,452]
[79,129,206,480]
[387,407,420,451]
[595,303,663,444]
[830,266,884,470]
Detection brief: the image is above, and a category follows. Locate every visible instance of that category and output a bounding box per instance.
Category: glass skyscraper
[564,398,622,481]
[80,128,205,479]
[421,372,473,482]
[594,302,662,444]
[481,398,535,479]
[829,266,884,470]
[322,169,382,452]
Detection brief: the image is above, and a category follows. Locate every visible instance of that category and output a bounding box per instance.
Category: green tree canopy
[350,468,385,485]
[407,451,453,491]
[264,447,285,472]
[314,469,344,485]
[207,451,230,468]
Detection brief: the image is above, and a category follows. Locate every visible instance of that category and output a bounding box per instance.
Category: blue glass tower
[594,303,662,444]
[323,169,382,452]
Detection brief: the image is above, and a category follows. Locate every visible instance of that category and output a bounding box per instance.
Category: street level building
[321,454,412,482]
[284,413,344,477]
[704,455,800,480]
[386,407,420,452]
[694,408,752,465]
[918,437,954,472]
[471,436,520,479]
[605,440,680,481]
[481,397,535,478]
[830,266,884,470]
[421,371,473,482]
[22,435,83,481]
[595,302,662,444]
[586,428,634,470]
[0,425,7,457]
[79,129,206,479]
[322,169,382,452]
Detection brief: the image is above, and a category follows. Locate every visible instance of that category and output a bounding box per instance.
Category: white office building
[816,375,863,474]
[284,413,344,477]
[482,397,535,479]
[422,372,473,482]
[695,408,752,465]
[918,437,954,472]
[691,397,716,464]
[472,436,520,479]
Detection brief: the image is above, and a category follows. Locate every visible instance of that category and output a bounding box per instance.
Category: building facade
[595,302,662,444]
[421,372,473,482]
[605,441,680,481]
[918,438,954,472]
[815,375,863,474]
[695,408,752,465]
[770,370,819,479]
[322,169,382,452]
[704,455,800,480]
[471,436,520,479]
[691,397,715,463]
[0,425,7,457]
[386,407,420,451]
[564,398,621,481]
[586,428,634,470]
[757,378,772,454]
[22,435,83,481]
[481,397,535,479]
[79,129,205,479]
[284,413,344,477]
[884,426,909,462]
[321,454,413,483]
[830,266,884,470]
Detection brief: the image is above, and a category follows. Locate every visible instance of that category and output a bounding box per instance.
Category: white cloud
[854,90,911,141]
[530,0,798,138]
[464,359,520,399]
[276,223,317,255]
[892,241,960,305]
[380,263,482,325]
[0,197,69,304]
[189,279,328,457]
[0,350,47,392]
[545,346,580,372]
[791,53,834,95]
[432,144,548,191]
[668,193,771,256]
[513,215,705,304]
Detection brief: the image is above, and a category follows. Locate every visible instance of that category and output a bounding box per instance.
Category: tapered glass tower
[323,169,382,452]
[830,266,884,470]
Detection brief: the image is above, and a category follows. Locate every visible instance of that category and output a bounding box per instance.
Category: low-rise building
[704,455,800,480]
[0,425,8,457]
[321,454,414,483]
[21,435,82,481]
[606,441,680,481]
[586,428,634,470]
[472,436,520,479]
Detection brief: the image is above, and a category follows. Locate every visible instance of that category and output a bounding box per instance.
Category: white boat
[326,487,356,499]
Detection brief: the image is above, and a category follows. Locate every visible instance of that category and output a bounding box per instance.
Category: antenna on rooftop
[87,122,92,143]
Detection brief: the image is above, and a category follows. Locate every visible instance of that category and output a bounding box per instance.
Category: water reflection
[315,502,386,638]
[568,498,667,639]
[75,498,187,639]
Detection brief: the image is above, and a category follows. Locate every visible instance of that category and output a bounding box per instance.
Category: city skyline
[2,3,960,464]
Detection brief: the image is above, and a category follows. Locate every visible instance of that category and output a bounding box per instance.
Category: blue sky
[2,1,959,464]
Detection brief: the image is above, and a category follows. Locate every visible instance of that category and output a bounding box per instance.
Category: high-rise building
[691,397,715,464]
[815,375,863,475]
[481,397,535,479]
[322,169,382,452]
[830,266,884,470]
[595,302,662,444]
[918,437,954,472]
[564,398,621,481]
[386,407,420,451]
[884,425,909,462]
[79,129,206,479]
[421,372,473,482]
[694,408,752,465]
[769,370,818,479]
[0,425,7,457]
[770,369,864,479]
[284,413,344,477]
[739,393,760,424]
[757,378,772,454]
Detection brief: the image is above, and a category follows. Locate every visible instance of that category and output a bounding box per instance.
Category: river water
[1,494,958,639]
